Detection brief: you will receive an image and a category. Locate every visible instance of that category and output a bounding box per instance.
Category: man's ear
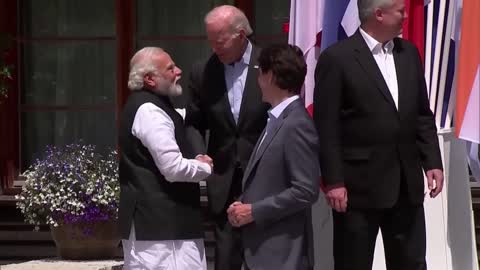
[238,29,247,39]
[144,74,155,88]
[374,8,384,22]
[267,71,275,85]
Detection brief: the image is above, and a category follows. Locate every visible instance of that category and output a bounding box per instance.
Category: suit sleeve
[413,47,443,171]
[313,50,345,187]
[185,61,208,155]
[251,119,320,226]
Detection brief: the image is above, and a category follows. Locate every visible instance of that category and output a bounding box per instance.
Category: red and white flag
[288,0,324,116]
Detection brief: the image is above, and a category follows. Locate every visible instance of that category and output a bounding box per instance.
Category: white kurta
[123,223,207,270]
[122,102,210,270]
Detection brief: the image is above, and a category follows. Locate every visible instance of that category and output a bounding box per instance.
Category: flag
[403,0,426,62]
[455,0,480,183]
[455,0,480,144]
[288,2,360,269]
[287,0,324,116]
[288,0,359,116]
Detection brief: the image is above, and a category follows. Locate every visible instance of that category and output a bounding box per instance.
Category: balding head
[357,0,394,24]
[205,5,253,36]
[357,0,407,43]
[204,5,252,64]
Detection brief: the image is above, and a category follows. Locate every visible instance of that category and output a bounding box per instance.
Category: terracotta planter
[50,220,120,260]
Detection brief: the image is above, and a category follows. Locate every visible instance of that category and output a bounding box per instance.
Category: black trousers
[332,191,427,270]
[213,166,244,270]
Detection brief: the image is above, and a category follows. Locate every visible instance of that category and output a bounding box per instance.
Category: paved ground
[0,259,215,270]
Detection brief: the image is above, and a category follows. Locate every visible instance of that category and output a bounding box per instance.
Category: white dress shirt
[123,102,211,270]
[257,95,300,150]
[132,102,211,182]
[224,41,253,123]
[359,28,399,109]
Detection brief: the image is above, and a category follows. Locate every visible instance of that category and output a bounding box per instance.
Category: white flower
[15,144,119,225]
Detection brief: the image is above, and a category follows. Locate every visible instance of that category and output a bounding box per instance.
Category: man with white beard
[119,47,213,270]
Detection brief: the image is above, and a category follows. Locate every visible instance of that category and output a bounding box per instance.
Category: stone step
[0,259,123,270]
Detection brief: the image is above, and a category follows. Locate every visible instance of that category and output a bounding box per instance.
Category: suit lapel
[242,99,303,188]
[352,31,397,109]
[242,127,266,188]
[212,57,237,129]
[393,39,408,116]
[237,46,261,128]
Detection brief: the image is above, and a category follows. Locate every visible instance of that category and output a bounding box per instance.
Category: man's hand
[426,169,444,198]
[325,186,348,212]
[227,201,253,227]
[196,154,213,169]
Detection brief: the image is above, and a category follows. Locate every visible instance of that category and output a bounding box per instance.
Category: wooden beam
[0,0,19,194]
[115,0,135,125]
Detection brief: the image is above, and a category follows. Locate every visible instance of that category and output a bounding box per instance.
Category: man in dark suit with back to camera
[228,44,320,270]
[313,0,444,269]
[185,5,269,270]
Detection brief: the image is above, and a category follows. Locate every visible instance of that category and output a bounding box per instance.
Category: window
[20,0,117,170]
[0,0,290,194]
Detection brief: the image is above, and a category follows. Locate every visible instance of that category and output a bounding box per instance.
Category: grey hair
[205,5,253,36]
[357,0,395,24]
[127,47,165,91]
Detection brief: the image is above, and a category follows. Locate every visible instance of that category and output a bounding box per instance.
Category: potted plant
[16,143,120,260]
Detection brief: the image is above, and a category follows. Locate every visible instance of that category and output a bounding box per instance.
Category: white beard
[154,77,182,97]
[167,81,182,96]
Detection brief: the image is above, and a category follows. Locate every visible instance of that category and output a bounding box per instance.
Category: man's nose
[175,67,182,76]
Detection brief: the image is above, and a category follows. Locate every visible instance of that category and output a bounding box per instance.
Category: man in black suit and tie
[185,5,269,270]
[313,0,444,269]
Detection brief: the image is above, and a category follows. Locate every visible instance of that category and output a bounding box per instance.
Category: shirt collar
[269,95,300,119]
[224,40,252,68]
[359,27,395,53]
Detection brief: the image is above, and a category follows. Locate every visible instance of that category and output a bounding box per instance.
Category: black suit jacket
[185,46,269,215]
[313,31,443,209]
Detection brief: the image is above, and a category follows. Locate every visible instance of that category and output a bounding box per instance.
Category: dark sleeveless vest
[118,89,202,240]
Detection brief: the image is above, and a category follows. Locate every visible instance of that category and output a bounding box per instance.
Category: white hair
[127,47,164,91]
[205,5,253,36]
[357,0,395,24]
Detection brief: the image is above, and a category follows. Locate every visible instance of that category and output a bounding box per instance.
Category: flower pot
[50,220,120,260]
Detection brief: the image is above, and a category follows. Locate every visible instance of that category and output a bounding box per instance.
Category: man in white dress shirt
[119,47,213,270]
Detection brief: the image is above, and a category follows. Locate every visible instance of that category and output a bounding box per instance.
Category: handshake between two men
[195,154,214,169]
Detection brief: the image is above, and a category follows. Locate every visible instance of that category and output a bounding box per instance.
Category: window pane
[137,40,212,108]
[22,42,116,106]
[136,0,234,36]
[21,0,115,37]
[137,0,212,36]
[254,0,289,44]
[21,111,116,170]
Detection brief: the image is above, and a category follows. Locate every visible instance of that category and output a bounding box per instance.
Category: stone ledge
[0,259,123,270]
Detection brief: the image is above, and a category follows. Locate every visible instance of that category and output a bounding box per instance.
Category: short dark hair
[257,44,307,94]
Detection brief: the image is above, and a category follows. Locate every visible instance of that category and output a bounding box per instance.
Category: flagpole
[429,0,447,119]
[424,0,434,96]
[435,0,455,128]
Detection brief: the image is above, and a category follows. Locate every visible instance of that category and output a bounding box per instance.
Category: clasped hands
[195,154,214,169]
[227,201,253,227]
